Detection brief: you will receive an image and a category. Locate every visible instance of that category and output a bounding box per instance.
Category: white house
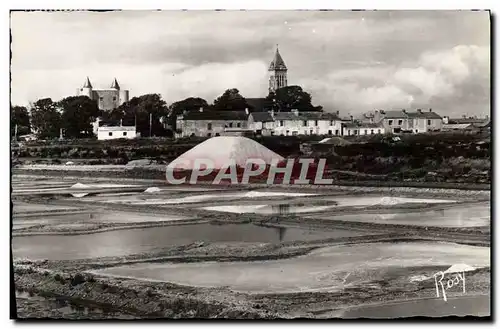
[270,110,343,136]
[97,126,139,140]
[343,122,385,136]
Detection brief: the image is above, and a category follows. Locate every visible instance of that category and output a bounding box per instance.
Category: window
[315,120,318,126]
[99,97,104,101]
[108,132,112,136]
[330,120,334,126]
[371,129,374,135]
[335,130,339,136]
[123,132,127,136]
[113,96,117,101]
[354,130,358,135]
[415,129,419,133]
[310,129,313,135]
[237,122,241,128]
[280,120,284,127]
[364,130,368,135]
[398,120,403,125]
[378,129,381,134]
[207,123,212,130]
[348,130,351,136]
[286,130,289,136]
[207,133,211,137]
[388,120,393,125]
[303,120,307,126]
[292,131,298,136]
[229,122,233,128]
[427,119,431,125]
[328,130,332,135]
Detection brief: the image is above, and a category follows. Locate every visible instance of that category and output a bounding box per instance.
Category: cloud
[301,45,490,116]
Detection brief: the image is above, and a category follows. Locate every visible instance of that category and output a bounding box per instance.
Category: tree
[168,97,209,130]
[211,88,250,111]
[11,105,31,137]
[58,96,100,138]
[266,85,323,112]
[30,98,62,139]
[115,94,169,137]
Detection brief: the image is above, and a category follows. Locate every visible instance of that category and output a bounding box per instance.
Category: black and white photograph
[9,7,491,320]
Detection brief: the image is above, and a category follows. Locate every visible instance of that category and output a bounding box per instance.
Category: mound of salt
[444,264,477,274]
[144,187,161,193]
[167,136,284,170]
[71,193,89,198]
[70,183,91,189]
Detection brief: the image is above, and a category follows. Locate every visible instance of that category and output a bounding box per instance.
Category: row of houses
[174,107,451,138]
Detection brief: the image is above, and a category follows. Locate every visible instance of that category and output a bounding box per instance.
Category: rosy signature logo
[433,270,466,302]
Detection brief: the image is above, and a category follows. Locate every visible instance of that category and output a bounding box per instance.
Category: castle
[76,77,129,111]
[268,45,288,93]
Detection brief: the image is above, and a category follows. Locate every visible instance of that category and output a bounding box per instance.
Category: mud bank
[13,264,278,319]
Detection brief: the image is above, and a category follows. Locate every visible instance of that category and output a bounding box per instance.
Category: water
[310,204,490,228]
[12,223,370,260]
[335,295,490,318]
[93,242,490,294]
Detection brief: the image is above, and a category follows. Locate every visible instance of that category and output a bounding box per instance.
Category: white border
[2,1,497,328]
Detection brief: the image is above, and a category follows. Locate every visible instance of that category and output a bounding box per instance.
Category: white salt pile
[167,136,284,170]
[444,264,477,273]
[70,183,91,189]
[144,187,161,193]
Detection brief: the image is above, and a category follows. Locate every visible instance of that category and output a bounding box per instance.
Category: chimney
[429,108,432,112]
[336,110,340,115]
[350,115,353,123]
[199,107,203,113]
[402,109,406,114]
[245,108,249,115]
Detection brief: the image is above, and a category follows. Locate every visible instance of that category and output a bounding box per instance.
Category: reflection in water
[272,204,291,215]
[13,223,369,260]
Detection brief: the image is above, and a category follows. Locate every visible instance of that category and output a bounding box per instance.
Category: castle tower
[268,45,288,93]
[77,77,93,98]
[110,78,120,90]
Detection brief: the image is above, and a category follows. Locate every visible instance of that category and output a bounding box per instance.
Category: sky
[10,10,490,117]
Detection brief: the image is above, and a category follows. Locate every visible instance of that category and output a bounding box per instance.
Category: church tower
[268,45,288,93]
[77,77,93,98]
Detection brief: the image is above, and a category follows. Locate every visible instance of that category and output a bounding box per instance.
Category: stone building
[268,46,288,93]
[175,109,249,138]
[76,77,129,111]
[374,109,443,134]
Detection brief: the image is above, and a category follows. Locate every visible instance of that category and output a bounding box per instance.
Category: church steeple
[83,76,92,88]
[268,45,288,93]
[269,45,287,71]
[110,78,120,90]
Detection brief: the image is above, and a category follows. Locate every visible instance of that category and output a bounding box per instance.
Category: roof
[442,124,474,130]
[249,112,274,122]
[245,98,273,112]
[268,47,287,71]
[274,111,340,121]
[406,111,442,119]
[381,110,408,119]
[181,110,248,121]
[98,126,136,132]
[317,137,352,146]
[83,77,92,88]
[344,122,383,129]
[110,78,120,89]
